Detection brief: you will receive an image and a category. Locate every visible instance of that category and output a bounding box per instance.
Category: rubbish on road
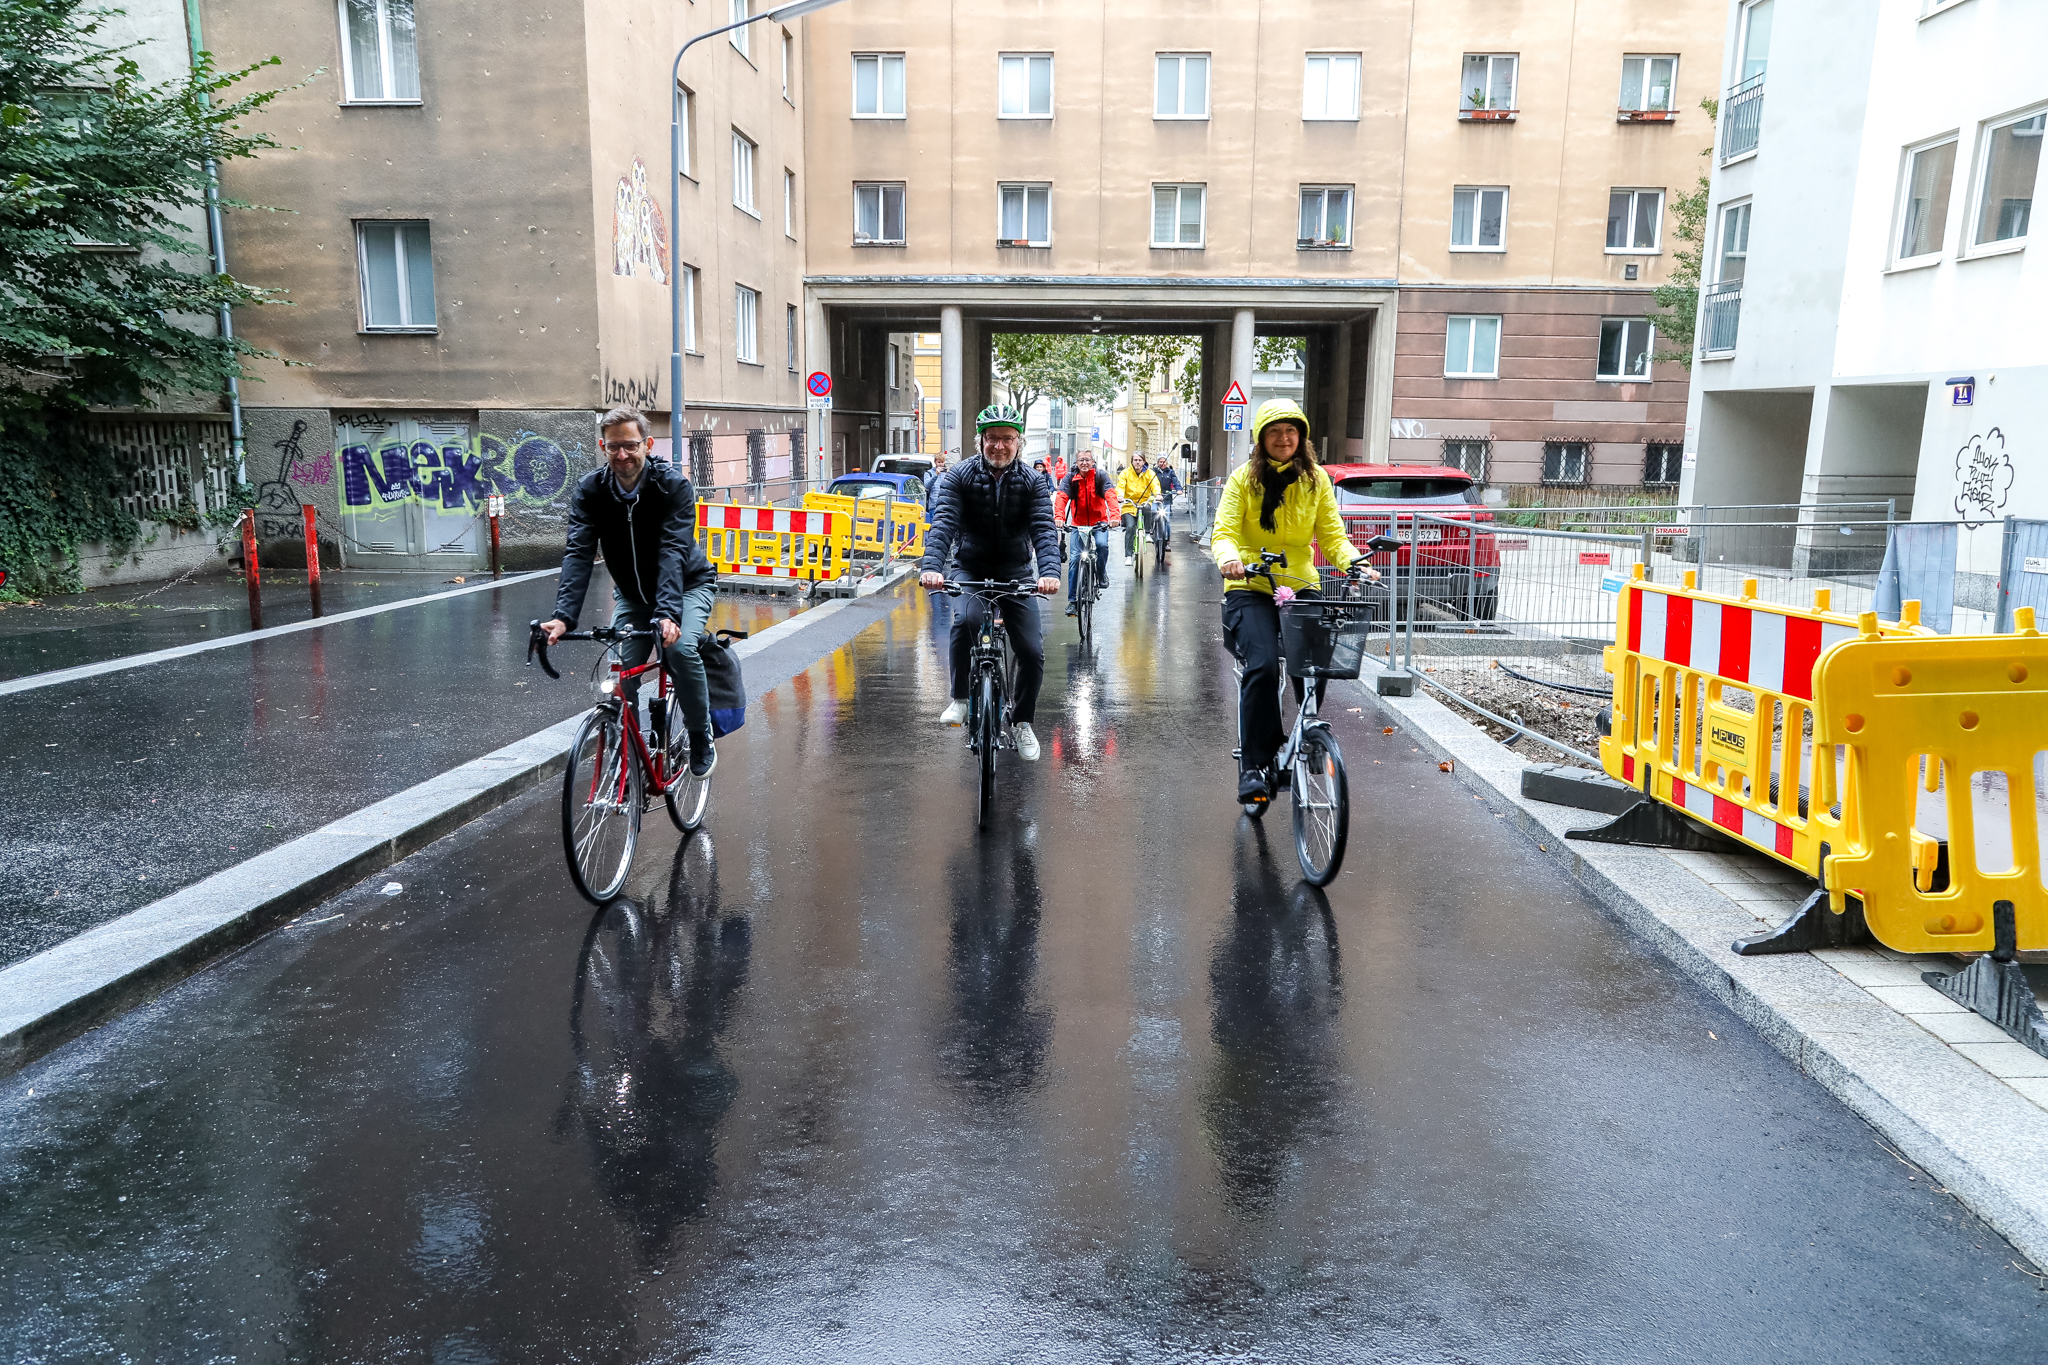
[379,882,402,896]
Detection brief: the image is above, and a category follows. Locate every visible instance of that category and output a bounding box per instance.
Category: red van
[1318,463,1500,620]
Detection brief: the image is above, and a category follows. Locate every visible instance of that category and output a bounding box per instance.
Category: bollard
[487,493,504,579]
[240,509,263,629]
[302,504,322,617]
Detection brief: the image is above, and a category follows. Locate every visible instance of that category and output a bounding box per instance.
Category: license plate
[1413,527,1443,543]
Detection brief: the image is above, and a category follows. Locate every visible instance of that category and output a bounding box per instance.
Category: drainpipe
[183,0,246,487]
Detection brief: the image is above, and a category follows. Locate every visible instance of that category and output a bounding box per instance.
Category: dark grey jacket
[552,462,716,630]
[920,455,1060,582]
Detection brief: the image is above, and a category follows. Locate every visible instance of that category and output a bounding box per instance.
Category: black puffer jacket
[553,461,716,629]
[921,455,1060,582]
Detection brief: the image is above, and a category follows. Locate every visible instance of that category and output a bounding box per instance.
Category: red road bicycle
[527,620,726,903]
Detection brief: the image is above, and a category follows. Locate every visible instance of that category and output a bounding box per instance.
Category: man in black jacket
[918,403,1060,761]
[540,407,722,777]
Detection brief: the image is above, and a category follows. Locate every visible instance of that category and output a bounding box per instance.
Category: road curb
[0,592,880,1079]
[1363,664,2048,1268]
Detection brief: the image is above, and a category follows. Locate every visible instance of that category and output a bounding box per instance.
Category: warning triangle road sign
[1220,380,1248,406]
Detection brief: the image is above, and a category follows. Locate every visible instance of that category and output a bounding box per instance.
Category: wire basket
[1279,601,1373,680]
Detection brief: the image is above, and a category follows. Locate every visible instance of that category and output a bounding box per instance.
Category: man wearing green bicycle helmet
[919,402,1061,761]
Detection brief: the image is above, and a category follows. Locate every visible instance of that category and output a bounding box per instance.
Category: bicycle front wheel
[563,708,642,904]
[1291,730,1349,886]
[976,669,1000,828]
[1076,559,1094,645]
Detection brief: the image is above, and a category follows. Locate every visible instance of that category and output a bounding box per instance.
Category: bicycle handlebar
[933,578,1044,597]
[526,620,660,680]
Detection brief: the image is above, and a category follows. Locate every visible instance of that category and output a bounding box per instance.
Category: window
[677,84,695,179]
[1298,186,1353,247]
[784,170,797,237]
[1451,186,1507,250]
[339,0,420,103]
[999,183,1051,246]
[1443,439,1490,481]
[888,343,901,389]
[729,0,751,58]
[1896,138,1957,262]
[782,31,794,100]
[787,304,799,371]
[1303,54,1361,120]
[732,131,756,214]
[1971,110,2042,250]
[1461,54,1517,112]
[853,53,905,117]
[1718,201,1751,281]
[1737,0,1772,85]
[1619,55,1677,113]
[1156,53,1210,119]
[1542,442,1589,485]
[1444,315,1501,378]
[1606,189,1664,251]
[855,182,906,243]
[1151,184,1205,247]
[999,54,1053,118]
[735,285,760,363]
[682,265,699,352]
[1598,319,1655,380]
[1644,443,1683,487]
[356,221,434,330]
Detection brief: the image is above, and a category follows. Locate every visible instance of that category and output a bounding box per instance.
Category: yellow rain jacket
[1116,466,1160,510]
[1210,460,1358,594]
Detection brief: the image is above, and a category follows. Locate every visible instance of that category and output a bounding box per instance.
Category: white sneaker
[1124,555,1135,566]
[1012,722,1041,761]
[939,699,969,726]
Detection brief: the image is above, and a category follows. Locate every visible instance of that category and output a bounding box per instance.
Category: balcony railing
[1701,280,1743,355]
[1719,74,1765,162]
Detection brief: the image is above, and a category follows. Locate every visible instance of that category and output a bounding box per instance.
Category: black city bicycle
[1063,524,1105,647]
[937,578,1037,829]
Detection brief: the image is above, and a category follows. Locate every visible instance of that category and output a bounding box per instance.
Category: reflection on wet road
[1,561,2041,1362]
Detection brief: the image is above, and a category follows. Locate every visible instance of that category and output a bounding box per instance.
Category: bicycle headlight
[599,677,617,695]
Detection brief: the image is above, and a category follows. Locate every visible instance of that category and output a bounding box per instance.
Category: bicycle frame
[529,624,677,795]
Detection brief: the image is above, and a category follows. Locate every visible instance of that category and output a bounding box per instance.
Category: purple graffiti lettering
[441,443,490,508]
[478,435,520,497]
[339,444,418,507]
[289,458,332,486]
[513,437,569,500]
[410,441,447,505]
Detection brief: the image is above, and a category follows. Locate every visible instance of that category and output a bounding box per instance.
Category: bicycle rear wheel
[976,668,1000,829]
[1291,729,1349,886]
[563,708,642,904]
[664,747,712,833]
[1076,556,1094,645]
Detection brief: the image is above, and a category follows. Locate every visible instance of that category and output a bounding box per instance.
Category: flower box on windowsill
[1459,108,1517,123]
[1618,108,1677,123]
[997,239,1047,249]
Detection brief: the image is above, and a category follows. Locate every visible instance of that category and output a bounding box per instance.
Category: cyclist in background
[540,406,720,778]
[1117,454,1162,567]
[1053,448,1119,617]
[1211,398,1376,806]
[920,404,1062,761]
[1153,457,1183,547]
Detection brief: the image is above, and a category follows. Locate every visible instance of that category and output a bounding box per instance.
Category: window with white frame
[1461,53,1517,112]
[1444,315,1501,378]
[782,31,794,100]
[356,221,434,331]
[1151,184,1205,247]
[1970,109,2042,250]
[682,265,699,352]
[339,0,420,103]
[1303,54,1361,120]
[999,183,1051,246]
[787,304,798,370]
[1598,318,1655,380]
[784,169,797,237]
[1717,201,1751,281]
[1619,55,1677,112]
[729,0,752,58]
[732,130,757,214]
[855,182,906,243]
[1736,0,1772,84]
[1156,53,1209,118]
[853,53,905,117]
[1542,441,1589,485]
[1451,186,1507,250]
[998,54,1053,118]
[735,285,760,363]
[1298,185,1353,247]
[1607,189,1664,251]
[1896,137,1957,263]
[677,83,695,179]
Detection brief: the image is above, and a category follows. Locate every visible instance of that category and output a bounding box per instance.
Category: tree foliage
[0,0,293,592]
[1651,97,1717,368]
[989,334,1123,429]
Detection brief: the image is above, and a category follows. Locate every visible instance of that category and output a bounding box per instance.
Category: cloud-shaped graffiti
[613,157,668,283]
[1953,427,2014,528]
[338,434,573,513]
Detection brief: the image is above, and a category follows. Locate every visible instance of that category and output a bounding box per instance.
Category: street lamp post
[669,0,851,478]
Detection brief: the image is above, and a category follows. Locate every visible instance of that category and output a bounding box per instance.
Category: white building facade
[1683,0,2045,600]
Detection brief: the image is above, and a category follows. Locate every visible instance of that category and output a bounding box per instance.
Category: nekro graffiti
[337,433,578,512]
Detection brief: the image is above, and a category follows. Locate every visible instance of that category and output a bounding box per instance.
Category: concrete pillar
[940,305,964,461]
[1229,307,1256,472]
[1326,323,1353,461]
[1363,306,1398,463]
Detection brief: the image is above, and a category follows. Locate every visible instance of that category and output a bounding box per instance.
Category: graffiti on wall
[603,369,662,411]
[336,432,582,513]
[613,158,669,283]
[252,420,326,541]
[1954,428,2014,528]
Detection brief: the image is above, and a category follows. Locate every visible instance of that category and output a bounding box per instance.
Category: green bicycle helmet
[975,402,1024,434]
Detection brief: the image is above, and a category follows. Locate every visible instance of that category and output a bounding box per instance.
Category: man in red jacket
[1053,448,1119,616]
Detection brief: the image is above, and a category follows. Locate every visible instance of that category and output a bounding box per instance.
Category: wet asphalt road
[0,570,795,966]
[2,560,2043,1363]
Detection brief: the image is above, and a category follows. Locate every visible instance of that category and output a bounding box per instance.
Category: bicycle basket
[1279,602,1373,680]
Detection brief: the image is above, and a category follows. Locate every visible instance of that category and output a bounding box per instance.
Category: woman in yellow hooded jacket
[1211,398,1378,805]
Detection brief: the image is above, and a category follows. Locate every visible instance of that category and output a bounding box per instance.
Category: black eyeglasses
[603,440,646,454]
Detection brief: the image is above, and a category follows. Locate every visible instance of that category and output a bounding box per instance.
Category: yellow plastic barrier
[1815,608,2047,953]
[696,503,847,581]
[802,491,924,561]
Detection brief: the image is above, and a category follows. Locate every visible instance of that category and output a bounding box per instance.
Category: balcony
[1719,74,1764,163]
[1701,281,1743,355]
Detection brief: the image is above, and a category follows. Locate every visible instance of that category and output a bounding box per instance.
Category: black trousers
[950,592,1046,723]
[1221,589,1320,772]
